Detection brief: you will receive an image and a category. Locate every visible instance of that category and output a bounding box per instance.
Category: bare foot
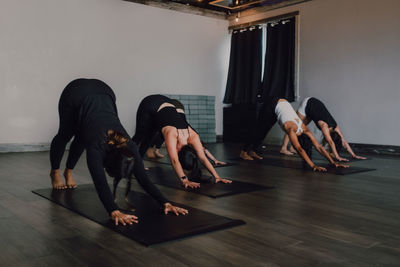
[240,150,254,160]
[146,148,156,159]
[249,150,263,160]
[50,170,67,190]
[289,146,297,154]
[64,169,77,189]
[280,149,294,156]
[154,149,164,158]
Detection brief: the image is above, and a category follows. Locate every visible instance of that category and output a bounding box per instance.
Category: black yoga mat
[260,149,371,162]
[146,166,274,198]
[145,157,238,168]
[313,154,371,162]
[230,157,376,175]
[32,184,245,246]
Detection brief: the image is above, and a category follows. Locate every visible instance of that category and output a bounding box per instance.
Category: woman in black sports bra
[132,95,231,188]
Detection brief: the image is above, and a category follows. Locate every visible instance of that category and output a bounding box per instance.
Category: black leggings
[50,79,115,170]
[243,97,279,152]
[132,95,169,156]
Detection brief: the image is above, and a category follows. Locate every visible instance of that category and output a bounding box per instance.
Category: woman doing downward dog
[240,97,349,172]
[132,95,231,188]
[281,97,366,161]
[49,79,187,226]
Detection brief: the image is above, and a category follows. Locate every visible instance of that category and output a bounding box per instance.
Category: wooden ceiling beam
[123,0,228,20]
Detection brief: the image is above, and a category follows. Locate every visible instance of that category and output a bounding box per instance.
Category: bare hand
[336,156,349,162]
[111,210,138,226]
[214,160,226,166]
[313,166,327,172]
[333,162,350,168]
[353,155,367,160]
[215,177,232,183]
[181,178,200,189]
[164,203,189,216]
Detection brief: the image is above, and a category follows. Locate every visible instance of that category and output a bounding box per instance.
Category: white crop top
[275,101,303,134]
[297,96,311,117]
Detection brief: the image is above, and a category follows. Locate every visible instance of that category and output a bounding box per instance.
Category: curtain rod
[228,11,299,32]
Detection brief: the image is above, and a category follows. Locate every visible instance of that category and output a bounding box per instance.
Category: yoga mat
[147,166,274,198]
[230,157,376,175]
[145,157,238,168]
[32,184,245,246]
[314,154,371,162]
[260,149,371,162]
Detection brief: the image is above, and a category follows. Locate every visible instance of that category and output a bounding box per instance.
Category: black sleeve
[86,147,119,214]
[126,141,168,205]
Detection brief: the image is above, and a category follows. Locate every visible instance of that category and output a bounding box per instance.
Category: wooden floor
[1,143,400,266]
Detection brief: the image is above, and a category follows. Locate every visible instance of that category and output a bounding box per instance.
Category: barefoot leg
[64,168,78,189]
[154,148,164,158]
[280,149,294,156]
[240,150,254,160]
[146,148,156,159]
[249,150,263,160]
[50,169,67,190]
[289,145,297,154]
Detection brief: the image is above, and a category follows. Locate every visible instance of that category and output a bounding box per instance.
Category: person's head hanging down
[327,131,343,153]
[297,134,312,168]
[178,145,213,183]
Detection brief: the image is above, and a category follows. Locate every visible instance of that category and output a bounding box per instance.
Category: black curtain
[261,17,295,102]
[223,27,262,104]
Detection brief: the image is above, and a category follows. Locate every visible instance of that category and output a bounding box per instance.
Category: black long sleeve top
[78,91,168,214]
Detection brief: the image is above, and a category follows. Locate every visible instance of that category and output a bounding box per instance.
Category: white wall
[0,0,230,146]
[233,0,400,146]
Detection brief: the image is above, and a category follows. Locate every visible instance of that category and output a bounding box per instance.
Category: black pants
[243,97,279,152]
[132,95,168,156]
[50,79,115,170]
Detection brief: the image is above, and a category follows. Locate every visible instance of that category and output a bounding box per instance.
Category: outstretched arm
[320,124,348,162]
[86,147,138,225]
[304,130,349,168]
[287,130,326,172]
[125,142,188,215]
[164,132,200,189]
[127,143,168,204]
[335,127,366,159]
[204,147,226,165]
[190,134,231,183]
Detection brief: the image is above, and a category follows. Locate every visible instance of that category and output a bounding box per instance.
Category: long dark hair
[330,131,343,153]
[298,134,312,169]
[178,145,202,181]
[104,149,134,179]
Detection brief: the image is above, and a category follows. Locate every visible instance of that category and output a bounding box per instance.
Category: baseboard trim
[0,143,51,153]
[2,140,399,157]
[347,143,400,157]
